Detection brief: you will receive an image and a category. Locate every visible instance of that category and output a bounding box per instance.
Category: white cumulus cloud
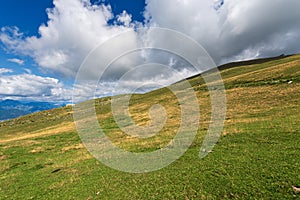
[0,0,135,78]
[144,0,300,63]
[117,10,133,27]
[0,73,68,101]
[0,68,13,75]
[7,58,24,65]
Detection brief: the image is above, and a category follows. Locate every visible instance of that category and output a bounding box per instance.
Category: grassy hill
[0,54,300,199]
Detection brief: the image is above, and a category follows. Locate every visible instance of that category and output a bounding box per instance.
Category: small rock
[292,186,300,193]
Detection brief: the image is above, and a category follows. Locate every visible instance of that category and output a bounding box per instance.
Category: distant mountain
[0,100,64,121]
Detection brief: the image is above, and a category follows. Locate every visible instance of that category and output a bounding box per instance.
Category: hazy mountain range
[0,99,64,121]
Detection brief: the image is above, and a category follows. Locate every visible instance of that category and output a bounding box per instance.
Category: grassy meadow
[0,54,300,199]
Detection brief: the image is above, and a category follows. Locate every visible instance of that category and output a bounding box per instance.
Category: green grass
[0,54,300,199]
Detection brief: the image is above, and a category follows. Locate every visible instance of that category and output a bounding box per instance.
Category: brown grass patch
[0,155,8,160]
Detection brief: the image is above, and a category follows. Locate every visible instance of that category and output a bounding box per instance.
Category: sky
[0,0,300,102]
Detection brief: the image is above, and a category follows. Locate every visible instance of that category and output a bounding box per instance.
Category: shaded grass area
[0,54,300,199]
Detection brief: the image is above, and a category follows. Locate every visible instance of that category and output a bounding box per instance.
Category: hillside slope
[0,54,300,199]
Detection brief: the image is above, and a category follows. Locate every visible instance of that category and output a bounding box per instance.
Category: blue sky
[0,0,52,77]
[0,0,145,76]
[0,0,54,35]
[0,0,146,102]
[1,0,300,102]
[0,0,145,35]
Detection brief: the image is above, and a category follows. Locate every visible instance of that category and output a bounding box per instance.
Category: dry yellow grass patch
[49,180,68,190]
[0,122,76,144]
[95,81,300,147]
[222,127,243,136]
[62,143,84,152]
[30,146,45,153]
[225,83,300,115]
[223,59,300,84]
[220,83,300,136]
[129,94,179,126]
[225,116,271,124]
[2,139,42,149]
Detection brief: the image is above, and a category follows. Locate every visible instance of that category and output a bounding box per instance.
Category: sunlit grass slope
[0,54,299,199]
